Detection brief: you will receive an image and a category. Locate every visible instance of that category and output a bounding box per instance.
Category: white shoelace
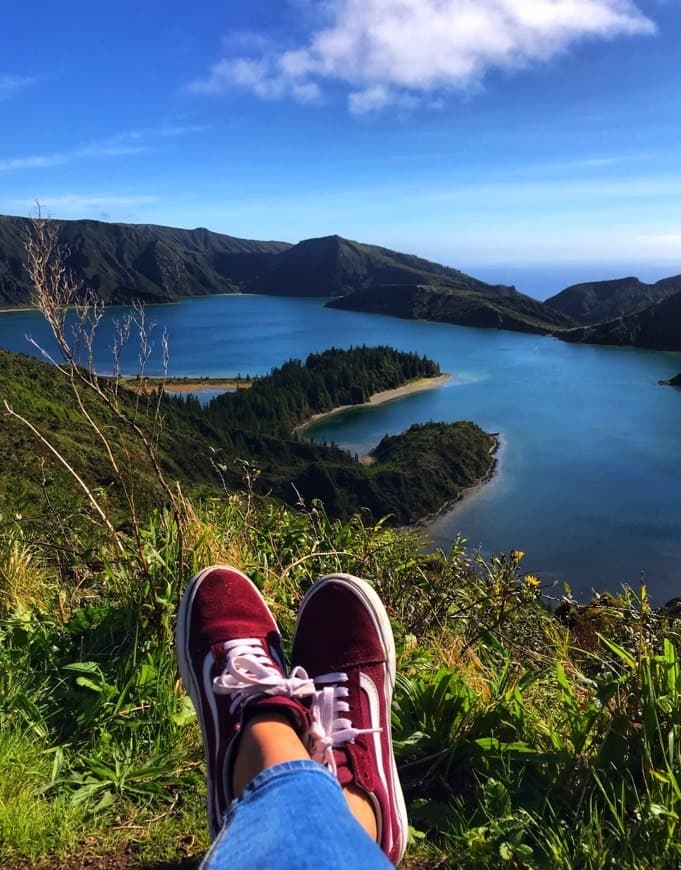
[212,638,316,714]
[307,672,381,775]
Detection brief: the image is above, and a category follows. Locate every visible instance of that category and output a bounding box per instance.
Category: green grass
[0,319,679,867]
[0,492,679,867]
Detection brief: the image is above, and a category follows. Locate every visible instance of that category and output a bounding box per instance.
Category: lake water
[1,295,680,603]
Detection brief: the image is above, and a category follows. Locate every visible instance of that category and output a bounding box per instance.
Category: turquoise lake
[1,294,680,603]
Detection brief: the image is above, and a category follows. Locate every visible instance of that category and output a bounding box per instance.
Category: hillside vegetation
[563,288,681,351]
[0,344,493,527]
[0,339,679,868]
[0,214,289,306]
[328,282,571,334]
[1,475,679,868]
[4,213,681,348]
[545,275,681,325]
[0,215,517,309]
[1,223,680,867]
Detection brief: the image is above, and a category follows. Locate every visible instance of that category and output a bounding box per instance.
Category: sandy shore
[294,374,451,435]
[131,376,253,394]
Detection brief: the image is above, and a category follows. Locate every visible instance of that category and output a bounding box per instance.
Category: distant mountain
[563,288,681,351]
[4,213,679,348]
[0,215,290,307]
[2,216,572,335]
[327,282,573,334]
[246,234,513,297]
[546,275,681,325]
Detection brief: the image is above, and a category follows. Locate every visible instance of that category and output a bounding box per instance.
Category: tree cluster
[178,346,439,438]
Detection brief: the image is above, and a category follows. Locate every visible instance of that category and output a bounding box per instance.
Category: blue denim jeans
[202,760,393,869]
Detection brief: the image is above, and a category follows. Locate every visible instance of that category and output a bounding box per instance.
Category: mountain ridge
[562,287,681,351]
[545,274,681,325]
[0,214,291,306]
[2,213,680,348]
[327,282,572,333]
[0,214,572,336]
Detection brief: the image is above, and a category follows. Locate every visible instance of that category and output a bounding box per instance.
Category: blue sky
[2,0,680,291]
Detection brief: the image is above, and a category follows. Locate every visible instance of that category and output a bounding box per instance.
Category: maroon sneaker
[292,573,408,864]
[176,565,315,839]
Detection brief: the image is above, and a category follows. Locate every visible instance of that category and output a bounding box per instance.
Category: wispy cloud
[505,152,657,176]
[0,73,34,99]
[189,0,656,112]
[0,124,206,172]
[5,193,161,221]
[31,194,160,211]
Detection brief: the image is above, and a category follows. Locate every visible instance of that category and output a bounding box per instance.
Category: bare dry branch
[3,400,124,552]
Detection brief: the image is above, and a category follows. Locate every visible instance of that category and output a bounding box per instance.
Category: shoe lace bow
[307,672,381,775]
[213,638,315,714]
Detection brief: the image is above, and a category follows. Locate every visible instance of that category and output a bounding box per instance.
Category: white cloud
[0,74,34,99]
[190,0,656,112]
[0,124,206,173]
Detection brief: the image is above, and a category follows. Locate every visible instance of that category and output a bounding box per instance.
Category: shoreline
[293,373,451,435]
[414,433,501,529]
[126,376,254,395]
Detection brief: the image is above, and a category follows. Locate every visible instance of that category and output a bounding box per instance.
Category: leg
[204,758,391,869]
[231,712,309,796]
[234,712,378,841]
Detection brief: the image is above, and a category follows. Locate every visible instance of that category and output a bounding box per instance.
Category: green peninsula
[0,345,496,526]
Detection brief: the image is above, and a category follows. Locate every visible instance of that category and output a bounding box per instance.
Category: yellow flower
[524,574,540,587]
[511,549,526,565]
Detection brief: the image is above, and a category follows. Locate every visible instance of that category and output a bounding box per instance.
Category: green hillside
[545,275,681,325]
[563,288,681,351]
[1,414,678,868]
[0,216,574,336]
[1,227,680,868]
[0,346,493,527]
[0,214,289,306]
[246,233,519,298]
[328,282,572,334]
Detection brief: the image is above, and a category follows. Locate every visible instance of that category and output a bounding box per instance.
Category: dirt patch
[5,848,202,870]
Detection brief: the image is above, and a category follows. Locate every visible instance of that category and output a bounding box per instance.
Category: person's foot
[292,573,408,864]
[176,565,315,838]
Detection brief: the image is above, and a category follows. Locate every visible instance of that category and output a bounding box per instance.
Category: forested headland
[199,345,440,437]
[0,345,493,527]
[158,345,493,524]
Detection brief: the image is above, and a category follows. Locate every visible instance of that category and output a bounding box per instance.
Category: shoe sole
[175,564,277,839]
[296,573,409,863]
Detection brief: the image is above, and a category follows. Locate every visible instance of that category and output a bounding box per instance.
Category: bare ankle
[344,783,379,841]
[232,712,310,797]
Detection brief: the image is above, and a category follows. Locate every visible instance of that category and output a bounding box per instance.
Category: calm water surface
[1,295,679,602]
